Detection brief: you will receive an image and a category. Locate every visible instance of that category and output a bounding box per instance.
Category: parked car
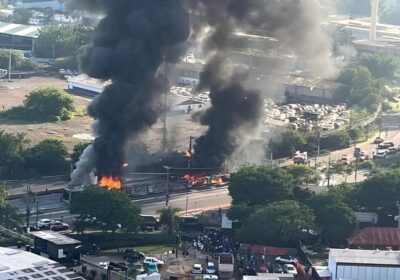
[38,219,52,229]
[206,262,216,274]
[373,150,387,159]
[131,263,145,274]
[203,275,218,280]
[373,137,385,144]
[74,244,100,255]
[275,255,297,265]
[272,263,283,273]
[99,262,108,270]
[387,147,398,154]
[378,141,394,149]
[145,263,158,273]
[283,264,298,275]
[143,257,164,267]
[50,221,69,231]
[122,249,145,261]
[192,264,203,274]
[340,154,350,165]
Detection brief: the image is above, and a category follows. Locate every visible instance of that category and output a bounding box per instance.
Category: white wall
[336,264,400,280]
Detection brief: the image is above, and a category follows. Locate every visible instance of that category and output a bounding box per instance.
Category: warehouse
[328,248,400,280]
[0,21,40,51]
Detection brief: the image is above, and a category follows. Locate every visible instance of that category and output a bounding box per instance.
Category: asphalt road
[9,187,231,226]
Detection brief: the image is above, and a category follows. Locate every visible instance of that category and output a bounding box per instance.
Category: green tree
[23,139,69,175]
[23,87,75,121]
[15,132,31,153]
[357,168,400,226]
[307,193,357,245]
[237,200,315,246]
[270,129,306,158]
[0,183,21,229]
[0,182,7,208]
[13,8,32,24]
[0,131,24,179]
[348,127,365,142]
[0,49,36,71]
[71,142,91,164]
[229,165,294,206]
[320,131,350,150]
[70,186,141,233]
[35,25,93,58]
[285,165,321,186]
[157,206,180,235]
[226,203,254,225]
[360,52,400,80]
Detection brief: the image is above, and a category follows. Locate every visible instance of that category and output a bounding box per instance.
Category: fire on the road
[98,176,122,189]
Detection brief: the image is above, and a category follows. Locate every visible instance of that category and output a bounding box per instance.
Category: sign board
[354,212,378,224]
[221,213,233,229]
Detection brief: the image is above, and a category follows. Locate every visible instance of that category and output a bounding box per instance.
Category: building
[283,76,345,104]
[0,21,41,51]
[347,227,400,250]
[328,248,400,280]
[30,231,81,263]
[169,60,203,86]
[13,0,65,11]
[171,99,204,114]
[353,38,400,56]
[0,247,83,280]
[67,74,110,96]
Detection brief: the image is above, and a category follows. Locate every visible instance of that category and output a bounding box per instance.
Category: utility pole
[354,158,358,183]
[25,184,31,234]
[35,200,39,229]
[162,57,168,151]
[327,157,331,188]
[163,166,171,206]
[187,136,194,169]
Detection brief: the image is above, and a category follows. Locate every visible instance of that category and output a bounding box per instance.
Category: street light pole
[163,166,171,206]
[25,184,31,234]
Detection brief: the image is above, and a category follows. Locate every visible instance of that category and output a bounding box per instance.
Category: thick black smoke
[71,0,189,183]
[190,0,334,168]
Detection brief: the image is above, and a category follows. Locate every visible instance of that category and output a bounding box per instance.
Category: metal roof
[347,227,400,247]
[0,21,41,38]
[30,231,81,245]
[329,248,400,266]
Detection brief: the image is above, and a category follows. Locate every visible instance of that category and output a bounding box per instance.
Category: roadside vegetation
[227,164,400,247]
[1,87,76,122]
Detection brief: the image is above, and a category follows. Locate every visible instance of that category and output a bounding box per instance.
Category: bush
[0,49,36,71]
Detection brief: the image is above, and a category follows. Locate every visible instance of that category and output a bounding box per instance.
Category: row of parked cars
[37,219,69,231]
[372,138,398,159]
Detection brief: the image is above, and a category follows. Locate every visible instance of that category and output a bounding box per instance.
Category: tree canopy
[229,165,294,206]
[35,25,93,58]
[70,186,142,233]
[237,200,315,246]
[157,206,180,235]
[0,183,21,229]
[22,87,75,122]
[0,49,36,71]
[307,193,357,245]
[23,139,69,176]
[360,52,400,80]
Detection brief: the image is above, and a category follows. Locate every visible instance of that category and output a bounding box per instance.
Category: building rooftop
[283,75,343,91]
[347,227,400,247]
[30,231,81,246]
[0,247,83,280]
[243,274,294,280]
[0,21,41,38]
[67,74,110,90]
[329,248,400,266]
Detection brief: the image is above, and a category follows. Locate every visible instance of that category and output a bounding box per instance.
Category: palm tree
[156,206,180,235]
[15,132,30,153]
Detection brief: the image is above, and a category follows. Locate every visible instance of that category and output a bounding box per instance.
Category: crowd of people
[192,229,236,256]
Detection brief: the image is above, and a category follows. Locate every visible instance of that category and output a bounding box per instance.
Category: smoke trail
[70,0,189,184]
[190,0,335,168]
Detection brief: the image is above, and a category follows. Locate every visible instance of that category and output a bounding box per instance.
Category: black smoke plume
[190,0,334,168]
[71,0,189,184]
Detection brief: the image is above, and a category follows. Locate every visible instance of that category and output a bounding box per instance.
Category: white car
[99,262,108,270]
[143,257,165,267]
[192,263,203,274]
[283,264,298,275]
[37,219,52,229]
[206,262,216,274]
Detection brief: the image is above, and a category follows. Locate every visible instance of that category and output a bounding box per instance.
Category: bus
[62,186,84,204]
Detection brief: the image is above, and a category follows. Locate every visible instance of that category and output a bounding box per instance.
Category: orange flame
[99,176,122,190]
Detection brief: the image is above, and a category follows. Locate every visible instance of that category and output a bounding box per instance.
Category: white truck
[218,253,234,279]
[293,151,308,164]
